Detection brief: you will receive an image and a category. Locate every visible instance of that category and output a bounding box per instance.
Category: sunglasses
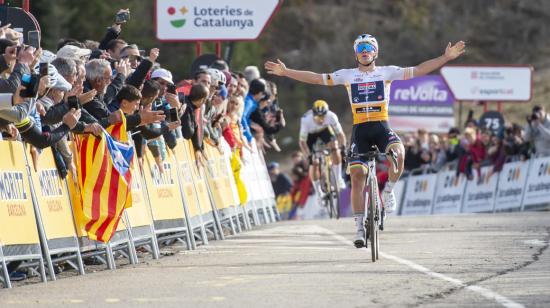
[123,55,143,62]
[355,43,377,53]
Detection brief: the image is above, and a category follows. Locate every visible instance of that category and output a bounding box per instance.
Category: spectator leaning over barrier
[458,127,486,180]
[524,105,550,157]
[428,134,447,172]
[241,78,267,143]
[503,123,529,161]
[181,83,210,167]
[150,68,182,152]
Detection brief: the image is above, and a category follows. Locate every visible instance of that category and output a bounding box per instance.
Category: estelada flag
[75,110,133,242]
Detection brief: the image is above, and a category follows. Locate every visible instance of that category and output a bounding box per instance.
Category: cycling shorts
[349,121,401,166]
[306,127,335,151]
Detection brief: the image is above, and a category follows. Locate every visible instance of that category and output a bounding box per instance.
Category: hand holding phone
[39,62,49,77]
[67,96,81,110]
[115,10,130,24]
[165,107,178,122]
[27,30,41,49]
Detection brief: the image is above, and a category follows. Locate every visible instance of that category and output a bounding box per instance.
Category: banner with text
[389,75,455,133]
[156,0,281,41]
[401,174,438,215]
[494,161,529,211]
[522,157,550,208]
[433,171,467,214]
[462,166,498,213]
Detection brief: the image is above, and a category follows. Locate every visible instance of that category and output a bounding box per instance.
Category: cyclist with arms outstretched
[265,34,465,247]
[299,100,347,204]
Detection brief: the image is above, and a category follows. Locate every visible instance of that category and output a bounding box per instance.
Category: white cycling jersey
[299,110,343,141]
[322,66,414,124]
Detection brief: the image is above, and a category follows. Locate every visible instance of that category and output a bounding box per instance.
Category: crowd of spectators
[402,105,549,180]
[0,8,286,281]
[270,105,550,220]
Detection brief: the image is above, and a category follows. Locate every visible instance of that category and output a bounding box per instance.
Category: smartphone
[39,62,49,77]
[166,108,178,123]
[167,83,177,95]
[20,74,40,98]
[115,11,130,24]
[28,30,40,49]
[67,96,81,110]
[139,49,146,57]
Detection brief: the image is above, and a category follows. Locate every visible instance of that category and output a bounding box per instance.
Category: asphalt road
[1,212,549,307]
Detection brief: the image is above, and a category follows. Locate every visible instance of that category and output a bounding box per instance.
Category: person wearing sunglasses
[265,34,465,247]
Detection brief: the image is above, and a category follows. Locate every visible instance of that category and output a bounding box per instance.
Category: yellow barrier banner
[29,148,77,240]
[182,140,212,215]
[203,143,236,210]
[173,140,202,218]
[0,141,40,245]
[142,148,185,221]
[124,163,154,228]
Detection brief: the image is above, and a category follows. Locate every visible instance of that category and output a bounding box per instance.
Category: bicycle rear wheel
[368,183,377,262]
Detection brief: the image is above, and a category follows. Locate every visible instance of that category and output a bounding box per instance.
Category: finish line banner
[389,75,455,133]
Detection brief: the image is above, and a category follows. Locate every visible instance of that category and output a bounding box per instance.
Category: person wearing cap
[150,67,183,151]
[120,45,159,89]
[57,44,92,62]
[241,78,267,142]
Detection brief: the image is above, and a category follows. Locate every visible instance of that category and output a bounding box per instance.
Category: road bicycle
[348,146,398,262]
[311,148,341,219]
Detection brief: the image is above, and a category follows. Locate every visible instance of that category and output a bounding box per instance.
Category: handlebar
[347,148,399,174]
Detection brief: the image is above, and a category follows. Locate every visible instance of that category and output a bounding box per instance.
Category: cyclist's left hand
[444,41,466,60]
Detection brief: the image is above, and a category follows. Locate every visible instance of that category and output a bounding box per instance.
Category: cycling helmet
[353,34,378,53]
[207,68,225,87]
[312,100,329,116]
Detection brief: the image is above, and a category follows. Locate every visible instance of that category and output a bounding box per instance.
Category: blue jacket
[241,93,258,142]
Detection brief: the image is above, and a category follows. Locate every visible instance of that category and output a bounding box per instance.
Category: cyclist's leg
[323,127,345,188]
[376,121,404,213]
[350,123,372,246]
[306,133,323,200]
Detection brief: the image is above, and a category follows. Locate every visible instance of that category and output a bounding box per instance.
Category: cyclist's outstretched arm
[265,59,324,85]
[413,41,466,77]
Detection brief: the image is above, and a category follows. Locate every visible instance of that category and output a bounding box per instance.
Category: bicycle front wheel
[369,181,381,262]
[329,168,341,219]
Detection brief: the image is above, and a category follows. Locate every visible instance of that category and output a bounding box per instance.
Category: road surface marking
[318,226,525,308]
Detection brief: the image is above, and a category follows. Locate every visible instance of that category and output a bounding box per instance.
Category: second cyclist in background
[299,100,346,203]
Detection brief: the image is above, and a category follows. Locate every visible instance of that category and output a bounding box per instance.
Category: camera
[115,11,130,24]
[167,83,177,95]
[20,74,40,98]
[67,96,81,110]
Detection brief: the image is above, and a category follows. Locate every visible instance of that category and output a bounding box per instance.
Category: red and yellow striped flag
[75,110,133,242]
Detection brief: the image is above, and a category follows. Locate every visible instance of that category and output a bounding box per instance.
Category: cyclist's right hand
[264,59,287,76]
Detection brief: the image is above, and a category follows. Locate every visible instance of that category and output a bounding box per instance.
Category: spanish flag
[75,110,133,242]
